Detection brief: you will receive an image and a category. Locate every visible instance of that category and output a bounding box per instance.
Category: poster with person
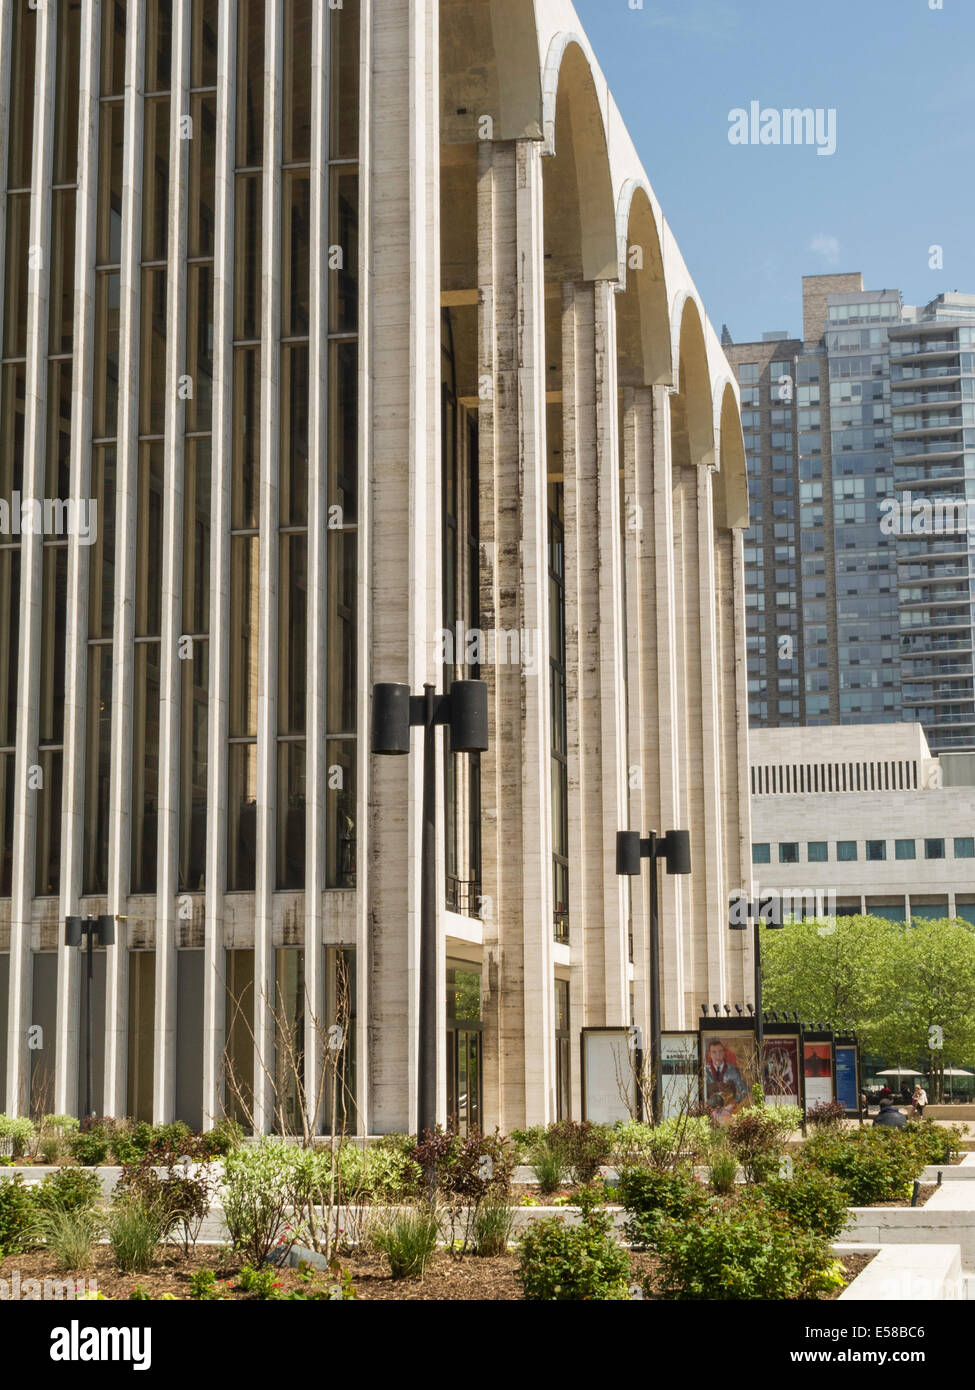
[762,1034,801,1108]
[701,1031,755,1125]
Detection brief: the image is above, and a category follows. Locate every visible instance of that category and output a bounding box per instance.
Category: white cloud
[809,233,841,266]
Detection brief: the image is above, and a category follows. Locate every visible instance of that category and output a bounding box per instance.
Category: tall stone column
[360,0,442,1133]
[716,525,754,1005]
[621,384,687,1044]
[476,137,555,1131]
[695,465,728,1007]
[562,280,628,1037]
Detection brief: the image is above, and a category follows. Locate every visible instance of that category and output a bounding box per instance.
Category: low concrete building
[0,0,752,1134]
[750,724,975,923]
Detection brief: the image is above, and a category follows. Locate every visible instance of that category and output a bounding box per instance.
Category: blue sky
[572,0,975,344]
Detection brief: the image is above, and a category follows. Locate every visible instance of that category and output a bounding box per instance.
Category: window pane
[328,339,357,523]
[328,168,358,334]
[955,838,975,860]
[191,0,219,89]
[39,545,68,745]
[234,175,262,340]
[232,348,260,528]
[866,840,886,862]
[142,98,171,262]
[280,345,309,526]
[0,364,27,498]
[329,0,360,160]
[145,0,173,92]
[277,741,306,889]
[807,842,828,862]
[228,744,258,891]
[83,646,113,894]
[7,2,37,189]
[925,839,945,860]
[96,102,125,266]
[278,532,307,735]
[0,752,15,895]
[837,841,857,861]
[237,0,265,168]
[140,268,169,436]
[187,93,217,258]
[229,536,260,737]
[88,446,117,639]
[131,642,161,893]
[895,839,916,861]
[183,438,211,634]
[185,263,214,433]
[752,843,771,865]
[779,842,799,864]
[3,194,31,356]
[134,443,165,638]
[34,750,63,897]
[49,190,76,353]
[326,529,356,734]
[179,639,208,892]
[93,273,121,438]
[100,1,127,99]
[326,738,355,888]
[282,171,310,337]
[283,0,312,164]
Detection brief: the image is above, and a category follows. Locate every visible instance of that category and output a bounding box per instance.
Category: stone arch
[713,381,749,530]
[671,293,715,470]
[615,180,672,387]
[541,36,617,283]
[439,0,543,144]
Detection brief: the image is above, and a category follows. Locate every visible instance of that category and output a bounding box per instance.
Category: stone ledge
[838,1243,963,1301]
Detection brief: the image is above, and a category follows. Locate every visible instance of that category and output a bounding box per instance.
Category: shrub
[37,1204,103,1271]
[415,1129,516,1254]
[904,1120,963,1166]
[509,1126,546,1164]
[41,1114,80,1140]
[115,1151,216,1256]
[708,1147,738,1195]
[613,1116,714,1170]
[222,1138,306,1266]
[39,1137,62,1164]
[544,1121,615,1184]
[807,1099,849,1130]
[33,1167,101,1215]
[69,1126,111,1167]
[106,1198,168,1273]
[803,1128,923,1206]
[371,1207,441,1280]
[205,1117,244,1157]
[189,1268,229,1301]
[472,1195,514,1257]
[0,1176,39,1256]
[0,1114,35,1160]
[761,1164,851,1240]
[649,1200,844,1300]
[616,1166,707,1249]
[236,1263,279,1298]
[725,1105,794,1183]
[517,1200,630,1301]
[529,1141,565,1196]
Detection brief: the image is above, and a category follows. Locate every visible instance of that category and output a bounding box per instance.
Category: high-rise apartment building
[0,0,753,1133]
[727,275,975,754]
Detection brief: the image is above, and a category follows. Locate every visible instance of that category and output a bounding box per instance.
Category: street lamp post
[729,891,785,1087]
[371,679,488,1140]
[64,914,116,1120]
[616,828,692,1124]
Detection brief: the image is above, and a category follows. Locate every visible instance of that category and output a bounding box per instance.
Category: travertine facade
[0,0,752,1133]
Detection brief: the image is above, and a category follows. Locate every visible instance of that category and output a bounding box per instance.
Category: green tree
[761,914,897,1048]
[874,919,975,1102]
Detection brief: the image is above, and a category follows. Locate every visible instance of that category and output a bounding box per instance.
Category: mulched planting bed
[0,1245,876,1301]
[0,1248,332,1301]
[866,1183,937,1208]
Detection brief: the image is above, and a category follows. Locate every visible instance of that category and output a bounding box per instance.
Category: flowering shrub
[517,1194,630,1301]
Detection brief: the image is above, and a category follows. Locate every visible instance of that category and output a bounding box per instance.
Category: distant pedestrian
[912,1085,928,1118]
[874,1099,907,1129]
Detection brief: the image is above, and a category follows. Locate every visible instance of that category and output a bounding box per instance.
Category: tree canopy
[761,915,975,1097]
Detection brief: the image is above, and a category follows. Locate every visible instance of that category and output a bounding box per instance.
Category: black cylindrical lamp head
[448,680,489,753]
[616,830,642,877]
[97,914,116,947]
[371,683,412,755]
[665,829,691,876]
[64,915,82,948]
